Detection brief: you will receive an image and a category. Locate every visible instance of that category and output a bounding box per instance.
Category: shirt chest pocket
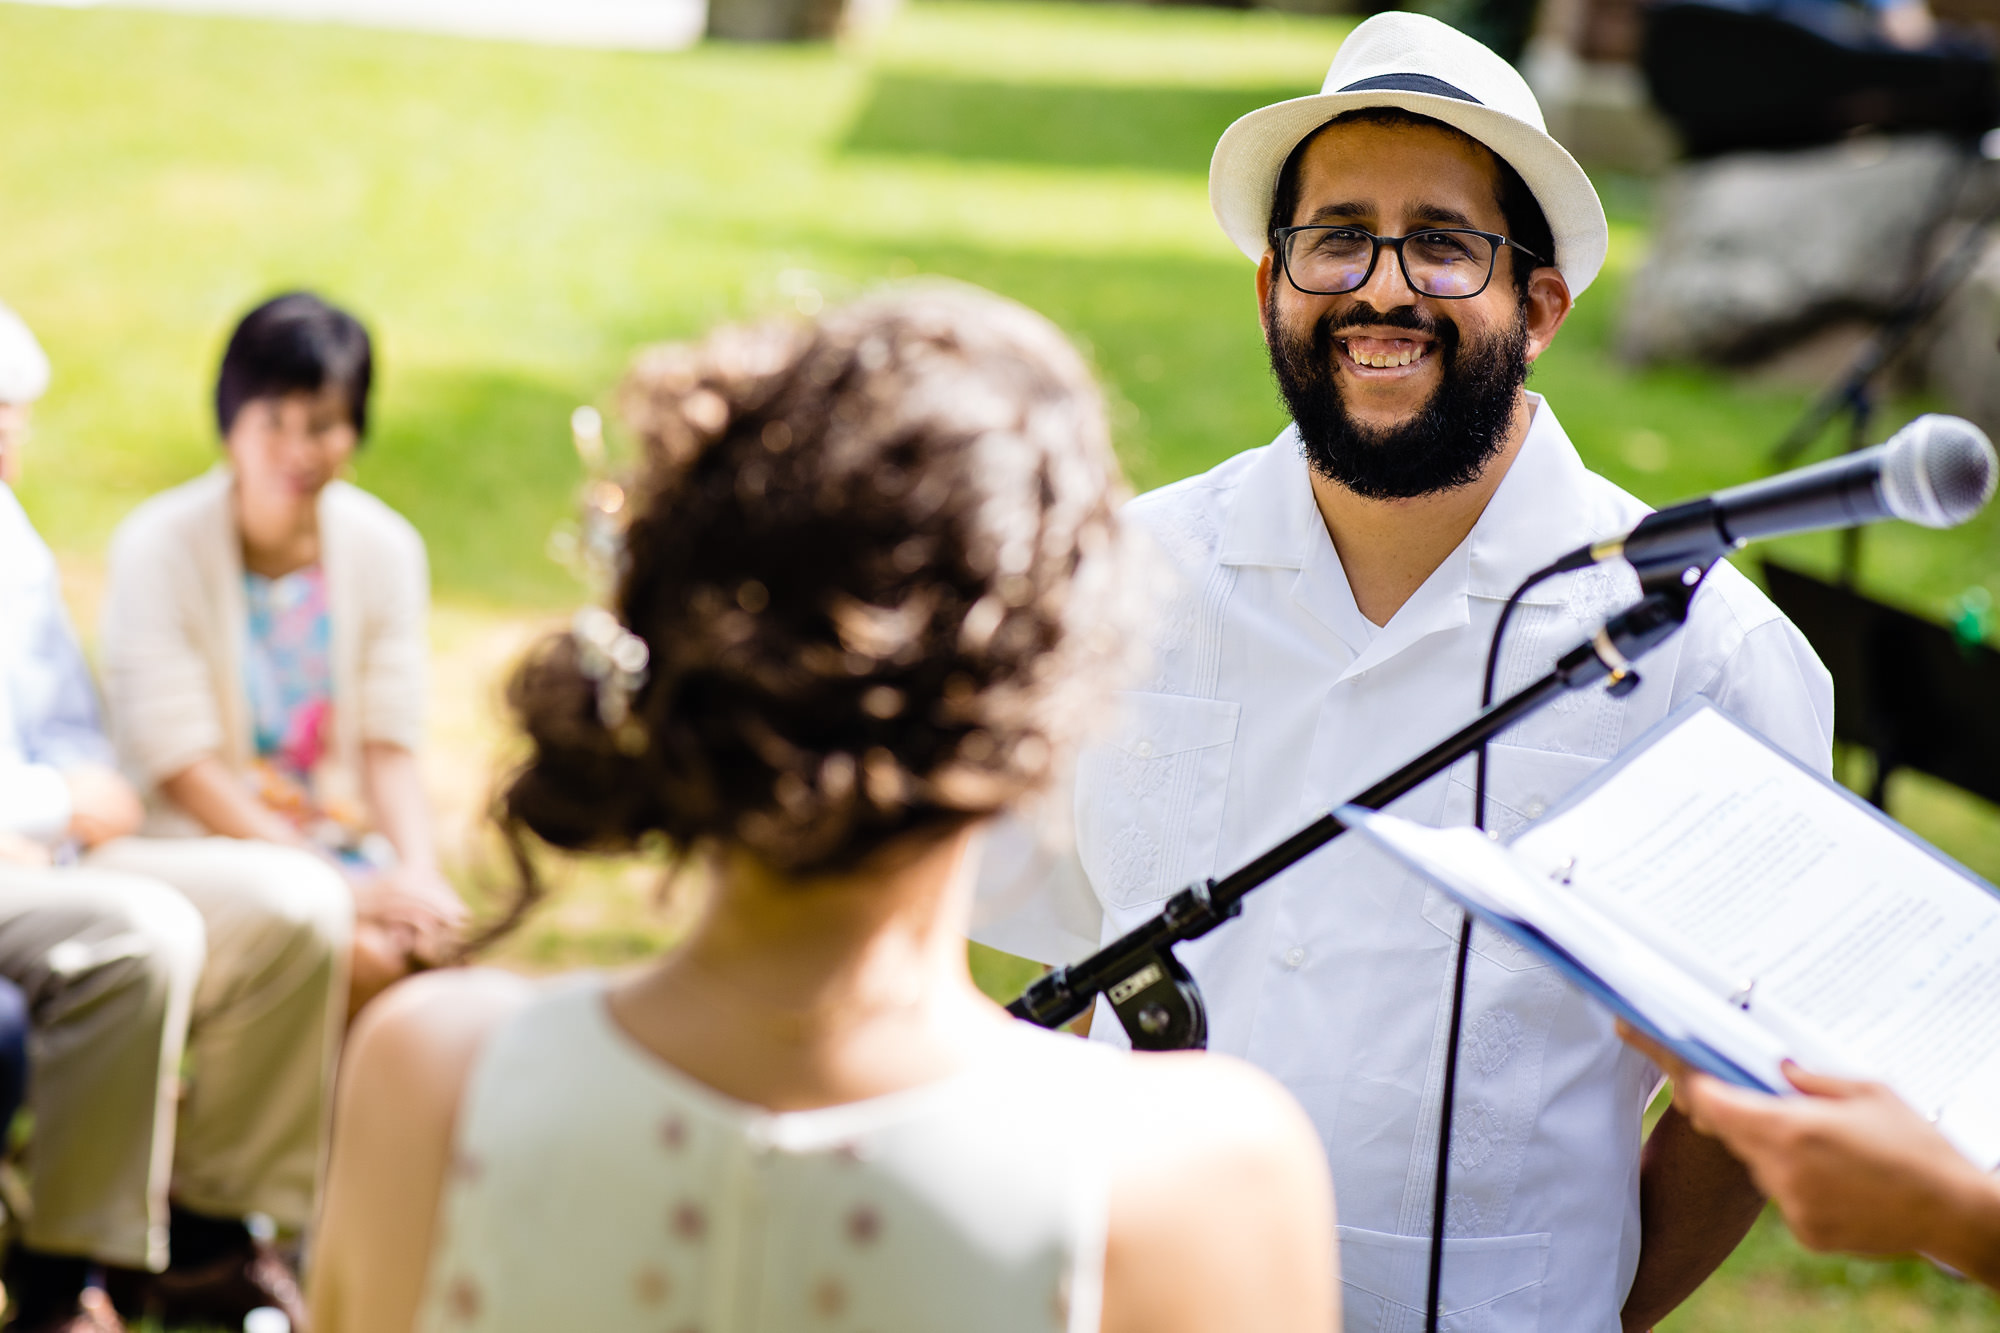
[1336,1226,1549,1333]
[1075,692,1240,912]
[1425,744,1609,972]
[1444,742,1609,839]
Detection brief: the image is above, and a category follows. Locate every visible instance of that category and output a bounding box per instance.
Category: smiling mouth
[1336,336,1434,370]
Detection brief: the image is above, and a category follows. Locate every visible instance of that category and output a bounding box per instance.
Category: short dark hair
[215,292,373,440]
[1266,108,1556,294]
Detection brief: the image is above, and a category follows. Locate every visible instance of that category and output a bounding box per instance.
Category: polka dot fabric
[416,979,1113,1333]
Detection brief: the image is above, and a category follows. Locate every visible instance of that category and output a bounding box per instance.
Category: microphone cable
[1422,553,1588,1333]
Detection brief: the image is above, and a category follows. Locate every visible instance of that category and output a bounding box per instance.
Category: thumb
[1782,1061,1878,1099]
[1677,1071,1780,1139]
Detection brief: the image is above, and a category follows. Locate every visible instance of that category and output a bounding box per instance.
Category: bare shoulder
[1098,1051,1338,1333]
[312,969,539,1333]
[331,967,540,1191]
[346,966,538,1094]
[1104,1049,1331,1210]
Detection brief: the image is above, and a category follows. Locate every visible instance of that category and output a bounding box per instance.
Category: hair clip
[549,406,632,593]
[572,606,651,751]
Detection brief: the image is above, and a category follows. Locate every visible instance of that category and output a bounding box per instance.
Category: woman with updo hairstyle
[309,286,1337,1333]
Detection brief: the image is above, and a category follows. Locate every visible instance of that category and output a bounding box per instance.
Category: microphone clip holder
[1009,553,1717,1051]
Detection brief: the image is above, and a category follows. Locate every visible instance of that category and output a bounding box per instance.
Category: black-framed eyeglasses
[1273,225,1548,300]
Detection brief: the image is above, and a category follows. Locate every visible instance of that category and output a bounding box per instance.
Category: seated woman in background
[308,286,1339,1333]
[99,291,465,1014]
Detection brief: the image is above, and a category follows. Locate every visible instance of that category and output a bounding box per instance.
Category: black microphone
[1549,414,1999,576]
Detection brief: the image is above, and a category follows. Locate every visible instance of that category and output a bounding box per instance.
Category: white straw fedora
[1209,11,1609,298]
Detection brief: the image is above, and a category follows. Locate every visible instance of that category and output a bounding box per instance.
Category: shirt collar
[1464,393,1632,604]
[1217,424,1320,570]
[1213,394,1631,669]
[1220,395,1621,591]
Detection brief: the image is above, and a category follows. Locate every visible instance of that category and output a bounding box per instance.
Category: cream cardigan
[99,467,430,836]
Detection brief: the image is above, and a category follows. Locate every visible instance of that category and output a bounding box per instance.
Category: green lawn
[4,0,1999,1325]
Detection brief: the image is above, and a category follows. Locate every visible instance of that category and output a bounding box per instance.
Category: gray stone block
[1618,135,1971,365]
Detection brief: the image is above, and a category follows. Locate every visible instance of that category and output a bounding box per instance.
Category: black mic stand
[1767,172,2000,585]
[1007,556,1716,1047]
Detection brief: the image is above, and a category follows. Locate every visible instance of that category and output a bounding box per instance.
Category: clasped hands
[350,862,467,969]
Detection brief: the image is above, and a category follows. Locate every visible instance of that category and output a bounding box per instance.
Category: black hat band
[1335,73,1483,104]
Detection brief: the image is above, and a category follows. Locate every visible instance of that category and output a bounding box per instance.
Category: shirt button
[1134,740,1154,758]
[1283,946,1307,969]
[1524,799,1547,818]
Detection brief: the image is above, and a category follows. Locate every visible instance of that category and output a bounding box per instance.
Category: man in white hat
[975,13,1834,1331]
[0,303,328,1332]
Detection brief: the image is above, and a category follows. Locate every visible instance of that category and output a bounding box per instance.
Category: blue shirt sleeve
[0,485,116,772]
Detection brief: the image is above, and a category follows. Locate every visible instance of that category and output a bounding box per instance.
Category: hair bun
[500,284,1147,886]
[502,632,669,852]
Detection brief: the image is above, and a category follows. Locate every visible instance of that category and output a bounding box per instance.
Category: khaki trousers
[0,838,350,1270]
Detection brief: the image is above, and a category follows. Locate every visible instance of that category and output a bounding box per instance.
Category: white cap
[1208,12,1609,296]
[0,302,50,404]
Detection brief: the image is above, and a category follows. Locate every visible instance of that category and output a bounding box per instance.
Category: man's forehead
[1293,120,1507,222]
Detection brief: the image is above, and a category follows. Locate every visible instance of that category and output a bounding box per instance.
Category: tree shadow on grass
[842,75,1306,175]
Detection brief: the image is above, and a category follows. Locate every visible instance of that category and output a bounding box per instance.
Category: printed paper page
[1347,810,1797,1092]
[1509,708,2000,1166]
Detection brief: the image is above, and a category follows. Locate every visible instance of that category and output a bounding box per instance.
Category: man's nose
[1355,239,1419,307]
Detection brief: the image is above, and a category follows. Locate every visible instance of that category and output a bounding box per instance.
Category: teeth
[1345,343,1423,369]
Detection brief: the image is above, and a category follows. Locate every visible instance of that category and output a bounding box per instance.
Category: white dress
[417,978,1114,1333]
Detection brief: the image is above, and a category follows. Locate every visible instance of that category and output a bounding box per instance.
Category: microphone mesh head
[1883,415,1998,529]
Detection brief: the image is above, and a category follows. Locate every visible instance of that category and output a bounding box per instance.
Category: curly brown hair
[498,284,1142,897]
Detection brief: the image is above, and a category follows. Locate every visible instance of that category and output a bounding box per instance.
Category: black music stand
[1764,560,2000,809]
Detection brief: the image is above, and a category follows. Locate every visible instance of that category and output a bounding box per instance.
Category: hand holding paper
[1622,1021,2000,1286]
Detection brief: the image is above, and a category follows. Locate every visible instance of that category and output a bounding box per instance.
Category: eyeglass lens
[1285,229,1496,298]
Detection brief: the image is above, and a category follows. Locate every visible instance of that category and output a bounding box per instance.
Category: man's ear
[1256,251,1276,343]
[1522,265,1572,364]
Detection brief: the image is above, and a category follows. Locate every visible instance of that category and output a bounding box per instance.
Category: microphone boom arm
[1009,562,1712,1047]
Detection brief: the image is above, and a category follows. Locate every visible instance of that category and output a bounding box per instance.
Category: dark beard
[1267,294,1529,501]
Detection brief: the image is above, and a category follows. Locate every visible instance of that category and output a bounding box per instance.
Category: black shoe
[151,1223,306,1333]
[0,1250,124,1333]
[94,1268,150,1324]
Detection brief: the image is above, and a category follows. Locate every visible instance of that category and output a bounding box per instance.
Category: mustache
[1294,302,1460,376]
[1323,302,1441,337]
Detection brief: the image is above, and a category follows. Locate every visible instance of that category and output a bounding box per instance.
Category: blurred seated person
[98,292,465,1015]
[1643,0,2000,156]
[1624,1025,2000,1289]
[0,300,330,1332]
[309,286,1340,1333]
